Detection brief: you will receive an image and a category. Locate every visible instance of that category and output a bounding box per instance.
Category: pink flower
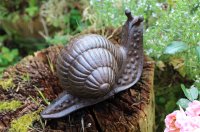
[164,108,200,132]
[186,100,200,117]
[164,100,200,132]
[174,108,188,129]
[164,110,181,132]
[179,116,200,132]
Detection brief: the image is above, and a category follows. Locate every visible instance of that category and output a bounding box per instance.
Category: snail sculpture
[41,9,144,119]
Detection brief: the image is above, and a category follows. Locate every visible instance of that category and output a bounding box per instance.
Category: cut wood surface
[0,29,155,132]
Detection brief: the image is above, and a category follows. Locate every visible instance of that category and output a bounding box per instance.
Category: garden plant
[0,0,200,131]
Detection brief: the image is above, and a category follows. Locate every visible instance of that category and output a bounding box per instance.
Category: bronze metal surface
[41,9,144,119]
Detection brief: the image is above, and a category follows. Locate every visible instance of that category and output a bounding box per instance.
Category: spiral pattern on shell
[56,34,123,98]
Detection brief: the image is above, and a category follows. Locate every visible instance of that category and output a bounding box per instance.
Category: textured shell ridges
[56,34,122,98]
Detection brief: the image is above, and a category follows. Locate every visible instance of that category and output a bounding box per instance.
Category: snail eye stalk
[125,9,134,21]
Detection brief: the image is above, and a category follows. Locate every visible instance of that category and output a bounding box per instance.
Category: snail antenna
[125,8,133,21]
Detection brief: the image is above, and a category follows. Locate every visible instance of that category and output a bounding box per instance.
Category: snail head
[121,9,144,47]
[125,9,144,27]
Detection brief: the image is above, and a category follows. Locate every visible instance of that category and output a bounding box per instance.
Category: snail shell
[41,9,144,119]
[56,34,124,98]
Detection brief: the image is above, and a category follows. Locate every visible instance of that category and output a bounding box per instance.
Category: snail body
[41,9,144,119]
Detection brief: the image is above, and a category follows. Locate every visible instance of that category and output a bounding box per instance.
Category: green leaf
[164,41,188,54]
[189,86,199,100]
[176,98,191,109]
[11,49,19,56]
[0,35,8,42]
[0,67,6,72]
[181,84,189,98]
[196,46,200,61]
[1,47,9,53]
[181,84,199,101]
[28,0,37,6]
[25,6,38,17]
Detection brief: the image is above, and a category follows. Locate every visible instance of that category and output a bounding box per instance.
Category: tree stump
[0,29,155,132]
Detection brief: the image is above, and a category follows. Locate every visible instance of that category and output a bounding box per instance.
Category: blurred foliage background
[0,0,200,131]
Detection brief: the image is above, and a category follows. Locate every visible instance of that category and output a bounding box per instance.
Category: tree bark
[0,29,155,132]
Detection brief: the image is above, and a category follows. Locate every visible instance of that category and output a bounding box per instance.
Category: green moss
[0,78,15,90]
[9,110,40,132]
[0,100,22,112]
